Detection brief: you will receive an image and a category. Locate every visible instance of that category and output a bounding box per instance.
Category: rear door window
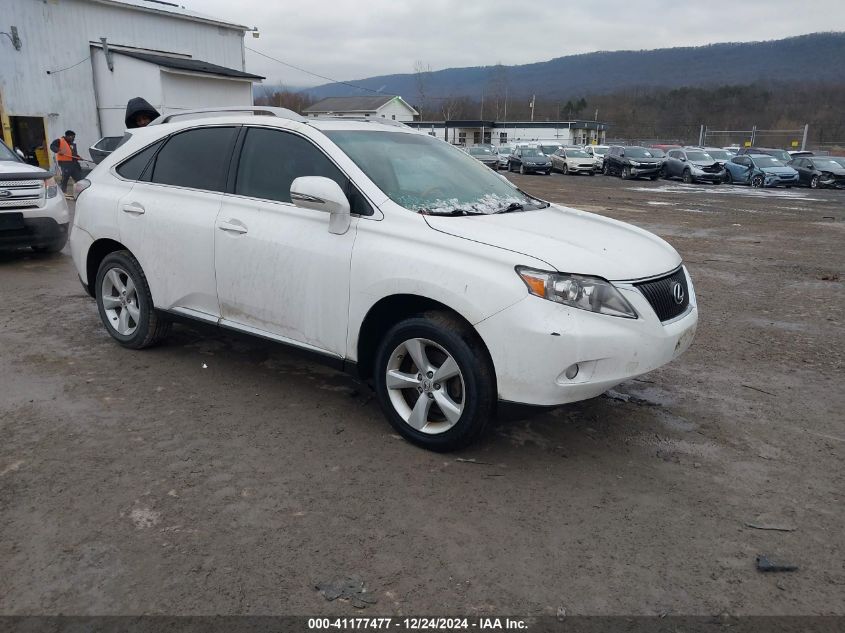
[149,127,238,192]
[116,140,164,181]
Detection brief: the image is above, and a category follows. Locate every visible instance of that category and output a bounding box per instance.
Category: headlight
[45,176,59,198]
[516,267,638,319]
[629,160,640,166]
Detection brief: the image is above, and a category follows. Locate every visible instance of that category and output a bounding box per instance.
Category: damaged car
[787,156,845,189]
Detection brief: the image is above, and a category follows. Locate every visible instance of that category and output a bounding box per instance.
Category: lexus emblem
[671,281,685,305]
[0,189,11,198]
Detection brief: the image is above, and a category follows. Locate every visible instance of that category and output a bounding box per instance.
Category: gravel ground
[1,174,843,616]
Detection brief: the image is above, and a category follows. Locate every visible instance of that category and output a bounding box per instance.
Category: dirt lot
[1,175,843,616]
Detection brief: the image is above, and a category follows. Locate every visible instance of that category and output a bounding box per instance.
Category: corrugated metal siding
[1,0,246,163]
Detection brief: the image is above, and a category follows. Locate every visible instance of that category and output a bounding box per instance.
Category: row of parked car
[464,142,845,190]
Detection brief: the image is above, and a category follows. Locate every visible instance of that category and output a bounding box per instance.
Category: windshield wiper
[496,202,525,214]
[422,208,485,216]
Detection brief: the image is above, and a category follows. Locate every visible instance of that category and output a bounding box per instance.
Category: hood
[125,97,161,129]
[424,204,680,281]
[760,166,797,175]
[0,160,50,179]
[691,160,718,168]
[819,166,845,176]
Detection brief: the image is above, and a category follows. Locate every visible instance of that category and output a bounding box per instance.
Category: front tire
[810,175,820,189]
[373,311,496,452]
[751,174,765,188]
[622,166,632,180]
[603,163,610,176]
[682,169,693,184]
[95,250,171,349]
[562,163,569,175]
[724,170,733,184]
[519,164,526,175]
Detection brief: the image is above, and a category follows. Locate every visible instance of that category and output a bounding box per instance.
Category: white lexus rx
[70,108,697,451]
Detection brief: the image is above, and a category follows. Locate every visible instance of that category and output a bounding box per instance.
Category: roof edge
[86,0,251,32]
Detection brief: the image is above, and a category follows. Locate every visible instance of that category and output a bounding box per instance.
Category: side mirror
[680,156,687,162]
[619,151,625,157]
[290,176,351,235]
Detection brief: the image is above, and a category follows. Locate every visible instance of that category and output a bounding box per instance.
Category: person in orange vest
[50,130,83,196]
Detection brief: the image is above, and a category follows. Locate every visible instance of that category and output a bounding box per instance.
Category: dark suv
[603,146,662,180]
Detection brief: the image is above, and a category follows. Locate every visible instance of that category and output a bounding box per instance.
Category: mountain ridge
[304,32,845,102]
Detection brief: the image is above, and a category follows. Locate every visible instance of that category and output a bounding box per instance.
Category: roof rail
[150,106,306,125]
[311,115,410,129]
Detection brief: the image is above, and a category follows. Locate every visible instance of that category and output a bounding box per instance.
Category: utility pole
[698,124,705,147]
[801,123,809,151]
[529,95,535,122]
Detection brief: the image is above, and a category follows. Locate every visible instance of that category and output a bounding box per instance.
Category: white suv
[70,107,698,451]
[0,140,70,252]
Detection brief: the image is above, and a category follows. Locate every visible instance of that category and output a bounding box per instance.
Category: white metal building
[303,96,419,122]
[408,120,608,147]
[1,0,262,168]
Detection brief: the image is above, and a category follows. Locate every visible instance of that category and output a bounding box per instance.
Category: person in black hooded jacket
[125,97,161,129]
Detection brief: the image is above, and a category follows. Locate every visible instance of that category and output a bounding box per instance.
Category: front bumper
[0,215,69,249]
[629,165,661,177]
[476,271,698,406]
[764,173,799,187]
[522,164,551,173]
[692,169,726,182]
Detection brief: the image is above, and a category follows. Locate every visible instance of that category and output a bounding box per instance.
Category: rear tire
[373,311,496,452]
[95,250,171,349]
[724,170,733,184]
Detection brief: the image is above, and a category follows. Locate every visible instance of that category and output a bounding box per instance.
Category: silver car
[496,144,513,169]
[583,144,609,170]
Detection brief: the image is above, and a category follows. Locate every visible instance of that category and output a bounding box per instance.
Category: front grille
[702,165,721,173]
[634,267,690,322]
[0,179,44,209]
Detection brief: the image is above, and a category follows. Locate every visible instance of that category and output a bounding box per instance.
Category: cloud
[195,0,845,87]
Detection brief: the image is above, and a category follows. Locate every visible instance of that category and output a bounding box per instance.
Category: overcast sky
[196,0,845,88]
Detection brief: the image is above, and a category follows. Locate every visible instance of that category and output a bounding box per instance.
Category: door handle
[122,202,145,215]
[218,220,248,235]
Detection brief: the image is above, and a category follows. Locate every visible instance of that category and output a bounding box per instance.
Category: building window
[458,132,466,144]
[473,131,481,144]
[483,131,492,144]
[499,132,508,143]
[428,132,436,136]
[392,115,396,120]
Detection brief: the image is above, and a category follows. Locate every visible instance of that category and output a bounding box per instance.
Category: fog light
[564,364,579,380]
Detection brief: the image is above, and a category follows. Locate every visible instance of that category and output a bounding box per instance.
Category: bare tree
[413,60,433,119]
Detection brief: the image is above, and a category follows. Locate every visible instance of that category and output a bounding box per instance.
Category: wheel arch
[355,293,494,382]
[86,238,130,298]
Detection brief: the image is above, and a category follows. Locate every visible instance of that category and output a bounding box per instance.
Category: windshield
[753,156,784,168]
[648,149,666,158]
[591,146,608,155]
[624,147,655,158]
[497,145,512,153]
[522,148,545,158]
[325,130,544,215]
[539,145,560,155]
[566,149,589,158]
[829,157,845,167]
[706,150,731,160]
[0,141,21,162]
[686,151,712,162]
[469,147,493,156]
[766,150,790,161]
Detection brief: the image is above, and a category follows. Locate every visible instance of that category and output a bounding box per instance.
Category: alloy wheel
[100,267,140,336]
[385,337,465,435]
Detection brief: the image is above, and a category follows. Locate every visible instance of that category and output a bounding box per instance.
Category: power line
[245,46,385,94]
[46,55,91,75]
